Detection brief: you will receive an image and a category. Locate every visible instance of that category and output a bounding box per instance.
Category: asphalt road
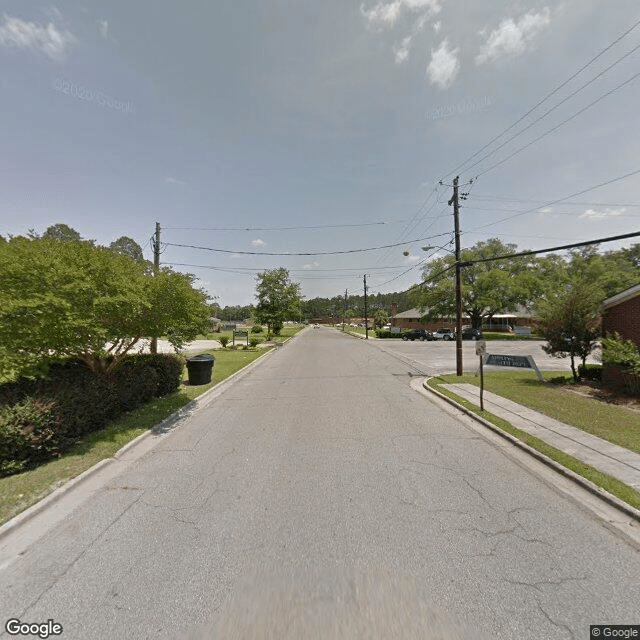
[1,327,638,639]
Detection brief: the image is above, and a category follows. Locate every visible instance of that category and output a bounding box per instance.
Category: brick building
[601,284,640,346]
[389,302,534,332]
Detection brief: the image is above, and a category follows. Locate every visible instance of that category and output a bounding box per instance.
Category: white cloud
[361,0,440,28]
[476,8,551,65]
[427,39,460,89]
[251,238,266,247]
[394,35,413,64]
[98,20,109,39]
[580,207,625,220]
[303,261,320,270]
[0,13,76,60]
[433,20,441,33]
[165,176,187,186]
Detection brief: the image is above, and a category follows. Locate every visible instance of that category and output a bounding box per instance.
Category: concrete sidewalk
[441,383,640,492]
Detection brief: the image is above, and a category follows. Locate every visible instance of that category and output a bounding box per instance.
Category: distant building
[389,304,533,332]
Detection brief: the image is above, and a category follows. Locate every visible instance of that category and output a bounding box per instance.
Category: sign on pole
[483,353,544,381]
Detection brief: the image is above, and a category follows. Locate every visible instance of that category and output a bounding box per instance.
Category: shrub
[116,353,184,397]
[374,330,404,339]
[251,325,263,334]
[578,364,602,381]
[272,321,283,336]
[0,355,180,477]
[0,398,64,475]
[601,336,640,374]
[249,338,260,348]
[219,336,230,348]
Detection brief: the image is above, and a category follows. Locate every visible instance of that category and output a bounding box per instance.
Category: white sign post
[476,341,486,410]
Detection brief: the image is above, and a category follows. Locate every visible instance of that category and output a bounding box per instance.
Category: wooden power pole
[448,177,464,376]
[151,222,160,355]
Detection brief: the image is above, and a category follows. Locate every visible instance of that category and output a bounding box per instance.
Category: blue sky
[1,1,639,306]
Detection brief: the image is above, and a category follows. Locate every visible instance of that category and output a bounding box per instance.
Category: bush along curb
[423,378,640,524]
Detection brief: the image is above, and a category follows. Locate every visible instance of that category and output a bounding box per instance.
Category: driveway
[370,338,600,376]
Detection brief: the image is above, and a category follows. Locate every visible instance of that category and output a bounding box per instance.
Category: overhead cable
[476,69,640,177]
[468,166,640,231]
[443,15,640,179]
[163,232,452,256]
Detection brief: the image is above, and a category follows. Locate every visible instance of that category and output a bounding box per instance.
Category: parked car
[433,328,455,341]
[402,328,434,341]
[460,327,483,340]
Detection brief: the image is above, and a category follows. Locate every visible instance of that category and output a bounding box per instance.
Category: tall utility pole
[343,289,348,331]
[151,222,160,355]
[448,177,463,376]
[363,275,369,339]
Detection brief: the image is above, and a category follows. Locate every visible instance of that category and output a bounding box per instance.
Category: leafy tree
[255,268,301,336]
[535,277,601,381]
[0,237,210,376]
[41,223,84,242]
[412,238,534,328]
[109,236,144,261]
[373,309,390,328]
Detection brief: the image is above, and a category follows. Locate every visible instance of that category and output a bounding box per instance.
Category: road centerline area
[1,327,638,639]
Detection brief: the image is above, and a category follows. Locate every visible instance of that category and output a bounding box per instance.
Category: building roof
[393,308,423,319]
[602,283,640,310]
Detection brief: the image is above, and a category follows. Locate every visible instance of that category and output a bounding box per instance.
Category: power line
[461,205,640,217]
[161,220,409,231]
[374,185,444,267]
[163,232,452,256]
[461,41,640,177]
[468,166,640,232]
[462,231,640,266]
[443,15,640,179]
[401,231,640,296]
[161,262,411,273]
[471,194,640,207]
[476,68,640,177]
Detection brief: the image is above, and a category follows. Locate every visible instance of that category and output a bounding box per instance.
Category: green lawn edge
[427,376,640,512]
[0,347,271,526]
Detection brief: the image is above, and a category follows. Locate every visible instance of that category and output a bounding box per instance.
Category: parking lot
[368,338,601,377]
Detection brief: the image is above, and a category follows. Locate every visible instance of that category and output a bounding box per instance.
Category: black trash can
[186,354,214,385]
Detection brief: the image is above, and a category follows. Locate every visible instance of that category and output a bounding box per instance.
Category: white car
[433,328,455,340]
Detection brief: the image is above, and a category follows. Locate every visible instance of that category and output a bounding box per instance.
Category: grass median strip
[427,373,640,512]
[0,347,269,526]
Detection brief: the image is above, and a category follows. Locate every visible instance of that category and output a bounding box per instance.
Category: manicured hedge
[0,354,184,477]
[374,330,405,338]
[578,364,602,381]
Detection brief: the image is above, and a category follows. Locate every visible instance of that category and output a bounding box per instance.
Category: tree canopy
[254,268,301,335]
[411,238,535,328]
[109,236,145,261]
[0,236,210,376]
[536,275,602,381]
[40,223,85,243]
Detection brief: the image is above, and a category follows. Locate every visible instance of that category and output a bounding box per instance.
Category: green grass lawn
[0,347,270,526]
[432,371,640,453]
[201,324,304,345]
[428,371,640,510]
